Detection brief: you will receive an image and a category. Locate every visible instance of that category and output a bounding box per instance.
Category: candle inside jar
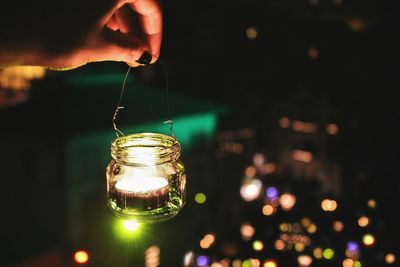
[110,177,170,211]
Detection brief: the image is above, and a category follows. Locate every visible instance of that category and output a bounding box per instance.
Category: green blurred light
[354,260,362,267]
[123,219,139,232]
[323,248,335,260]
[195,193,207,204]
[242,259,252,267]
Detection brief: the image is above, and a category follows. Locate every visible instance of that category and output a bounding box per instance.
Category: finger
[87,29,148,66]
[115,8,131,34]
[128,0,162,62]
[106,14,119,31]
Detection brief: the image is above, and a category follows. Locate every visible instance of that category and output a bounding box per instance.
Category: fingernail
[136,51,152,65]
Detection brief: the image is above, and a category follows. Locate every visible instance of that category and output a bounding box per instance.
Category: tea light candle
[110,177,169,210]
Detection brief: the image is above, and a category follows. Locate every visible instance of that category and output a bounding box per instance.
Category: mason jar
[106,133,186,222]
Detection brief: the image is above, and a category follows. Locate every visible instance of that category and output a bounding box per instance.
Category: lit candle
[109,177,169,210]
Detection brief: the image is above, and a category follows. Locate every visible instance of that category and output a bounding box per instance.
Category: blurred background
[1,0,399,266]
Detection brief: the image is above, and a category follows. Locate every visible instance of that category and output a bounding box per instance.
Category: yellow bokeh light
[342,258,354,267]
[307,223,317,234]
[321,199,337,211]
[279,193,296,211]
[262,204,274,216]
[74,250,89,264]
[385,253,396,264]
[195,193,207,204]
[362,234,375,246]
[323,248,335,260]
[358,216,369,227]
[263,260,277,267]
[313,247,323,259]
[253,240,264,251]
[246,27,258,40]
[294,242,305,252]
[367,199,377,209]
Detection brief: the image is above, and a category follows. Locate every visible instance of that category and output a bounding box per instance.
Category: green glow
[195,193,207,204]
[123,219,139,232]
[353,260,362,267]
[242,260,252,267]
[323,248,334,260]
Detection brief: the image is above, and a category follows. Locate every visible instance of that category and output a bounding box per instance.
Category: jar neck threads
[111,133,180,166]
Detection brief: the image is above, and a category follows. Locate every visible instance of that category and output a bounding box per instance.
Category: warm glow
[385,253,396,264]
[195,193,207,204]
[246,27,258,39]
[245,166,257,177]
[342,259,354,267]
[292,150,313,163]
[123,219,139,231]
[241,223,255,241]
[333,220,344,232]
[297,255,313,266]
[263,260,277,267]
[358,216,369,227]
[74,250,89,264]
[211,263,223,267]
[321,199,337,211]
[200,233,216,249]
[145,246,160,267]
[346,17,366,32]
[323,248,335,260]
[313,247,323,259]
[274,239,285,251]
[279,117,290,128]
[260,163,276,175]
[292,120,318,133]
[308,47,319,60]
[232,259,241,267]
[279,193,296,211]
[0,66,46,90]
[253,153,265,166]
[367,199,377,209]
[307,224,317,234]
[115,177,168,192]
[295,242,305,252]
[253,240,264,251]
[362,234,375,246]
[262,204,275,216]
[240,179,262,201]
[301,217,311,228]
[183,251,194,267]
[326,123,339,135]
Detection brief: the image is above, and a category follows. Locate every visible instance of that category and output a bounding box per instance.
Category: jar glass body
[106,133,186,222]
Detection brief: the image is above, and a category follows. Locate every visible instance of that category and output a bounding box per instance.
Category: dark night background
[1,0,400,266]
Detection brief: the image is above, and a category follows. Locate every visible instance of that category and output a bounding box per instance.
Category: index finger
[128,0,162,60]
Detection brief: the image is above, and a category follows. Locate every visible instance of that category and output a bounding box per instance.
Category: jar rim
[111,132,180,165]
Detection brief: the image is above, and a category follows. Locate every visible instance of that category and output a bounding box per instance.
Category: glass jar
[106,132,186,222]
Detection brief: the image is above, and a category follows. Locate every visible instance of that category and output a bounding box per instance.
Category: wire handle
[112,57,176,139]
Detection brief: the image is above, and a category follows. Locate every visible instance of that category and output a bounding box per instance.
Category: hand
[0,0,162,70]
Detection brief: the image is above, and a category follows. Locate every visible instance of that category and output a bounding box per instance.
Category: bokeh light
[308,46,319,60]
[241,222,255,241]
[292,150,313,163]
[353,260,362,267]
[266,187,279,198]
[326,123,339,135]
[253,153,265,166]
[240,179,262,202]
[279,193,296,211]
[275,239,286,251]
[253,240,264,251]
[301,217,311,228]
[347,241,359,252]
[358,216,369,227]
[307,223,317,234]
[183,251,194,267]
[74,250,89,265]
[197,255,209,267]
[295,242,305,252]
[362,234,375,246]
[246,27,258,40]
[321,199,337,212]
[323,248,335,260]
[313,247,323,259]
[245,166,257,177]
[279,117,290,128]
[232,259,242,267]
[123,219,139,232]
[200,233,216,249]
[263,259,277,267]
[297,255,313,266]
[262,204,275,216]
[385,253,396,264]
[195,193,207,204]
[342,258,354,267]
[145,246,160,267]
[367,199,377,209]
[333,220,344,232]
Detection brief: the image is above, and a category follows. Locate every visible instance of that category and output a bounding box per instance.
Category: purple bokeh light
[197,255,209,266]
[347,241,359,252]
[266,187,279,199]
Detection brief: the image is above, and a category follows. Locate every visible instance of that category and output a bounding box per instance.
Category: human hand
[0,0,162,70]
